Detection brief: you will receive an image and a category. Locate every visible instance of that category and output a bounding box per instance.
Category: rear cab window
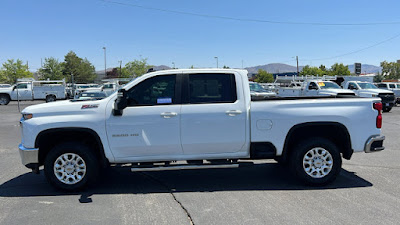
[184,73,237,104]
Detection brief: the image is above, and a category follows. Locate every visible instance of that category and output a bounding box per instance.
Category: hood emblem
[81,104,99,109]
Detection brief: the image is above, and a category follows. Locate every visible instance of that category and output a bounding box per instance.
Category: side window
[308,82,318,90]
[188,74,237,104]
[127,75,176,106]
[348,83,357,90]
[377,84,387,88]
[389,84,396,88]
[16,83,27,89]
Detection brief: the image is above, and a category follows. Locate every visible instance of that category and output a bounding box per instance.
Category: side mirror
[12,86,16,91]
[113,89,128,116]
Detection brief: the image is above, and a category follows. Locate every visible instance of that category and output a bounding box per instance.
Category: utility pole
[41,58,43,67]
[118,60,122,78]
[172,62,175,69]
[296,56,299,76]
[103,47,107,78]
[214,56,218,68]
[241,60,244,69]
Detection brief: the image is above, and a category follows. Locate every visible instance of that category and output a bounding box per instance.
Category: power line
[101,0,400,26]
[302,32,400,61]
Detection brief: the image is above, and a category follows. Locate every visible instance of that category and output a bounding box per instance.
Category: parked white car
[249,82,276,99]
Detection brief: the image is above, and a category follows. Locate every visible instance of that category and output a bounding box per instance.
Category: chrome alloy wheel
[54,153,87,185]
[303,147,333,178]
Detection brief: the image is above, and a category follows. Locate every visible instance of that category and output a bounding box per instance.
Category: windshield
[358,82,378,89]
[249,83,265,92]
[318,82,341,89]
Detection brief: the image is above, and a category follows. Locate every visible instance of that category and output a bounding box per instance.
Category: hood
[22,98,109,117]
[319,89,355,95]
[360,89,393,94]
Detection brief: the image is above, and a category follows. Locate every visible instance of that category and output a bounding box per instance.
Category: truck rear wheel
[46,95,56,103]
[44,142,99,191]
[0,94,10,105]
[290,137,341,186]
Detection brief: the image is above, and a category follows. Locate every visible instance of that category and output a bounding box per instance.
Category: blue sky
[1,0,400,71]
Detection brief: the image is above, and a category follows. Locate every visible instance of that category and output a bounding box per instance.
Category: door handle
[160,112,177,118]
[225,110,242,116]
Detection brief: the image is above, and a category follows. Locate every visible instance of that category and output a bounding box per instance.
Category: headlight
[22,113,33,120]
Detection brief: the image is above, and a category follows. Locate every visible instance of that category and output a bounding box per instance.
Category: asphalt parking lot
[0,101,399,225]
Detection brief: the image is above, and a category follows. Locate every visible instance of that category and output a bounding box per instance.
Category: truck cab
[278,80,355,97]
[344,81,395,112]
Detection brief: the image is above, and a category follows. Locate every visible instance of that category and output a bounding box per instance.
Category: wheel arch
[281,122,352,162]
[35,127,109,167]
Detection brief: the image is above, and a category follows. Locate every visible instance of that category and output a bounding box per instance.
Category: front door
[11,83,32,100]
[106,74,183,158]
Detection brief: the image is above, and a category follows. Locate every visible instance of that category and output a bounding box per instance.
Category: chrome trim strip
[19,144,39,166]
[364,135,385,153]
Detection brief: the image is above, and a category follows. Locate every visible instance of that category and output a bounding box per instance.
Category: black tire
[45,95,56,103]
[0,94,10,105]
[290,137,342,186]
[44,142,99,191]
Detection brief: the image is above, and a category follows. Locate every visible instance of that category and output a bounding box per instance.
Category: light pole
[214,56,218,68]
[118,60,122,77]
[292,56,299,76]
[172,62,175,69]
[103,47,107,78]
[241,60,244,69]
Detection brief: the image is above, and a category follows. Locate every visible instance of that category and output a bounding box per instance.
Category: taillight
[373,102,382,128]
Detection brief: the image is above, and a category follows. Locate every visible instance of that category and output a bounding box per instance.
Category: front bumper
[364,136,385,153]
[19,144,39,167]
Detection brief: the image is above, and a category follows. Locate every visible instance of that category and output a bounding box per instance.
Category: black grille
[378,93,395,102]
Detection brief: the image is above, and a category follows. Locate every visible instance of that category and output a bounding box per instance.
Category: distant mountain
[347,64,381,74]
[245,63,303,74]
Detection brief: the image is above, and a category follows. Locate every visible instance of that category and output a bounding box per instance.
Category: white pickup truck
[18,69,385,191]
[0,80,66,105]
[278,80,355,97]
[343,81,395,112]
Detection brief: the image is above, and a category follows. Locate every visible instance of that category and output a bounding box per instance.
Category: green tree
[223,65,230,69]
[254,69,274,83]
[62,51,96,83]
[300,65,326,76]
[330,63,350,76]
[381,60,400,79]
[38,57,64,80]
[373,72,385,82]
[121,58,152,78]
[0,59,33,83]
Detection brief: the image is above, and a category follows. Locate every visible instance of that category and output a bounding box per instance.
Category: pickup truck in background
[376,82,400,104]
[0,80,66,105]
[278,80,356,97]
[18,69,385,191]
[343,81,395,112]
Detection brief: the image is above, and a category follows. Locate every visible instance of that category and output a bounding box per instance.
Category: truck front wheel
[290,138,342,186]
[44,142,99,191]
[0,94,10,105]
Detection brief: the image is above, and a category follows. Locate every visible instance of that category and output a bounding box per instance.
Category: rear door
[180,73,247,155]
